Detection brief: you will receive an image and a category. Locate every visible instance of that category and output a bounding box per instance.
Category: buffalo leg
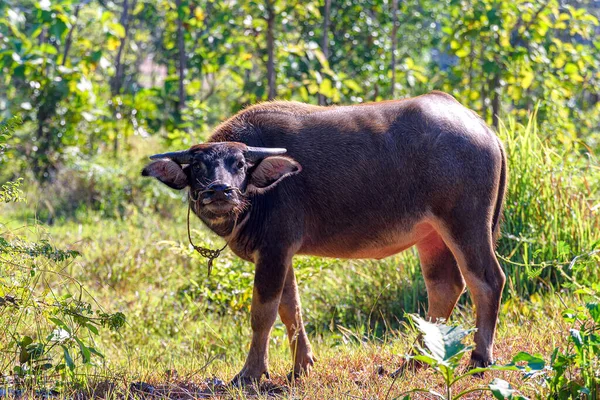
[391,231,465,377]
[231,251,291,385]
[416,230,465,321]
[278,266,314,378]
[440,223,506,368]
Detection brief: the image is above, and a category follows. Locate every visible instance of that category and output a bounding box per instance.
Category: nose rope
[187,190,237,277]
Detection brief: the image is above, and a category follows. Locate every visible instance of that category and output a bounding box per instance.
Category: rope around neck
[187,192,237,276]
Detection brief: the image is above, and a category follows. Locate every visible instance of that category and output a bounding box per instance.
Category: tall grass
[497,114,599,297]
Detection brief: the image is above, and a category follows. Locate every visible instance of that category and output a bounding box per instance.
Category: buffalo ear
[142,159,189,190]
[247,156,301,193]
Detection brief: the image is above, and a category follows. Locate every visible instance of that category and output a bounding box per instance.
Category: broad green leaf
[509,352,545,371]
[489,378,515,399]
[343,79,362,93]
[49,317,72,334]
[456,47,470,58]
[569,329,583,348]
[409,315,474,365]
[564,63,578,75]
[585,302,600,323]
[75,337,91,364]
[521,71,534,89]
[319,78,333,98]
[61,345,75,371]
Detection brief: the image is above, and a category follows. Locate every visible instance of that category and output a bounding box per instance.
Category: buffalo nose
[203,183,234,201]
[208,183,230,193]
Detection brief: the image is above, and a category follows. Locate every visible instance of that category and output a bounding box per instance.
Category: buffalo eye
[192,162,205,173]
[236,160,245,170]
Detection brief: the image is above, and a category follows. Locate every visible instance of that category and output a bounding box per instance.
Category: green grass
[1,114,599,398]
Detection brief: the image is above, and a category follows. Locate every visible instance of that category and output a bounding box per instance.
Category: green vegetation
[1,0,599,398]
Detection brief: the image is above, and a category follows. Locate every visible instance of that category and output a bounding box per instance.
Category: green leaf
[489,378,515,399]
[38,43,58,55]
[564,63,578,75]
[88,347,105,359]
[319,78,334,98]
[109,22,126,39]
[343,79,362,93]
[49,317,72,334]
[409,314,474,365]
[49,20,68,39]
[509,352,545,371]
[61,345,75,371]
[75,337,91,364]
[569,329,583,348]
[86,323,99,335]
[456,47,470,58]
[21,336,33,346]
[585,302,600,323]
[521,71,534,89]
[313,48,330,70]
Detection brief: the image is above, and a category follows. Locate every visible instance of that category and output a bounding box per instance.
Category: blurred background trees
[0,0,598,181]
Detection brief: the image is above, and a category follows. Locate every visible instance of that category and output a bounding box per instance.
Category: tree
[266,0,277,100]
[390,0,399,98]
[318,0,331,105]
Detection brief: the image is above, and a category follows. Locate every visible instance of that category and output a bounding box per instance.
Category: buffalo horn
[148,150,192,164]
[245,146,287,161]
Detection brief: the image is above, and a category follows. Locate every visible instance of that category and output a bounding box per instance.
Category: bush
[1,117,125,394]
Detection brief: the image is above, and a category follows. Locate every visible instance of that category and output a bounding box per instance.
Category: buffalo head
[142,142,301,218]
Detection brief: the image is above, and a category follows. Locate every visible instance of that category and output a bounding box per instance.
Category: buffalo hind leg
[392,231,465,377]
[440,223,506,368]
[278,266,315,380]
[417,230,466,322]
[231,251,291,386]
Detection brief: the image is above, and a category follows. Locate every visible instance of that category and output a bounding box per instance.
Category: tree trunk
[479,45,488,123]
[318,0,331,105]
[491,73,501,129]
[390,0,399,98]
[176,0,187,112]
[111,0,131,95]
[266,0,276,100]
[61,4,81,66]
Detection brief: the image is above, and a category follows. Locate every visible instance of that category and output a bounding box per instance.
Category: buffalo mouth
[203,199,237,214]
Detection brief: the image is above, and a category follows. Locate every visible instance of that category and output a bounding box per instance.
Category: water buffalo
[142,91,507,384]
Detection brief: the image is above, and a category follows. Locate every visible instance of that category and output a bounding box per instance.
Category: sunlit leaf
[489,378,516,399]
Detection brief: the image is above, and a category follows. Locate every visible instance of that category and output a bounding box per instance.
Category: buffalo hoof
[468,352,492,378]
[390,357,426,378]
[286,353,315,382]
[286,367,310,383]
[230,370,270,387]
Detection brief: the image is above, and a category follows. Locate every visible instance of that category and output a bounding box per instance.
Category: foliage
[0,115,22,154]
[1,0,598,180]
[538,284,600,398]
[393,315,529,400]
[0,116,125,394]
[496,113,600,297]
[0,116,25,202]
[396,294,600,400]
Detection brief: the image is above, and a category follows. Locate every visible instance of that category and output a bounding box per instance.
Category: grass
[0,211,578,398]
[1,113,599,398]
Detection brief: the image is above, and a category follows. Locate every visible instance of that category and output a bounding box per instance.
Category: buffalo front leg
[278,266,314,379]
[231,251,291,386]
